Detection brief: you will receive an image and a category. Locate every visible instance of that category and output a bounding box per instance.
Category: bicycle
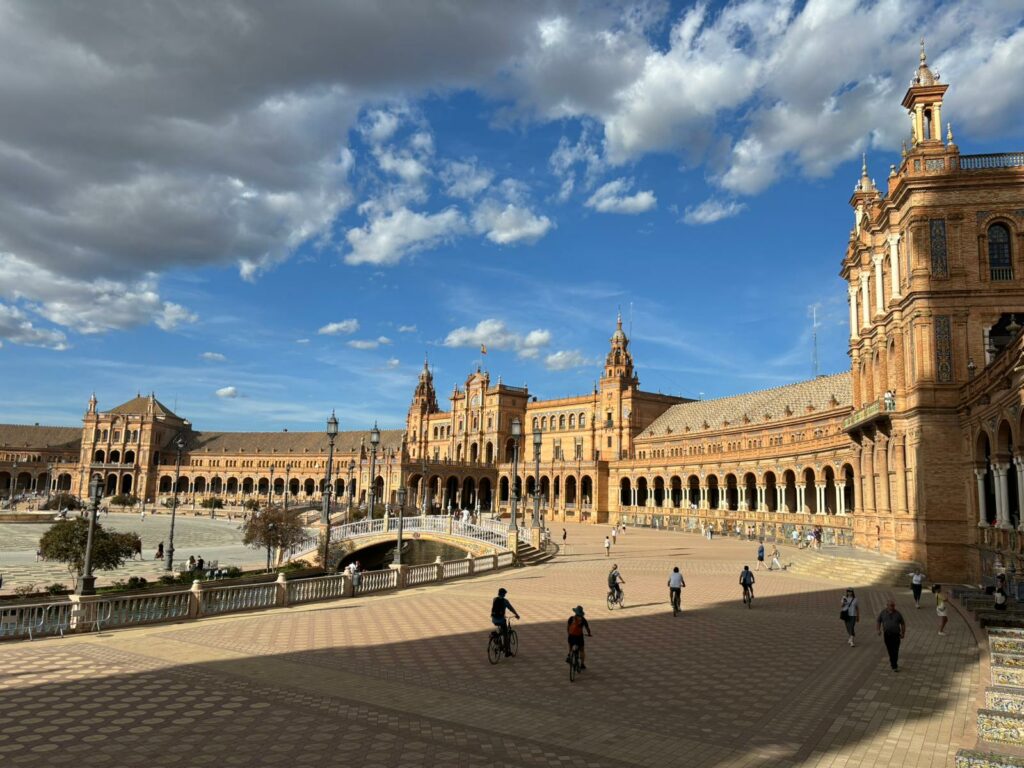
[742,586,753,609]
[670,589,681,616]
[487,619,518,664]
[606,587,625,610]
[568,644,582,682]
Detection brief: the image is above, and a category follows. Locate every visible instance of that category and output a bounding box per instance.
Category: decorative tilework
[931,218,949,277]
[935,315,954,383]
[926,158,946,171]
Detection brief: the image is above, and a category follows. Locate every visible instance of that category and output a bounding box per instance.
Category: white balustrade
[287,574,347,604]
[497,552,513,567]
[442,559,470,579]
[405,563,439,586]
[201,583,277,615]
[100,591,191,629]
[473,556,495,573]
[355,568,398,595]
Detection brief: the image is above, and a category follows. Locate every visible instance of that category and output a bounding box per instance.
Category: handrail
[959,153,1024,170]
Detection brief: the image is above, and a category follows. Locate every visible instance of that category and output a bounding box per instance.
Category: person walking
[755,542,766,571]
[909,567,926,608]
[769,545,783,572]
[611,526,618,545]
[933,584,949,634]
[604,536,611,557]
[876,599,906,672]
[562,528,567,545]
[840,588,859,646]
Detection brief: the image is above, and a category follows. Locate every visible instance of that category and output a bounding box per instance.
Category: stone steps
[515,542,556,567]
[783,550,917,586]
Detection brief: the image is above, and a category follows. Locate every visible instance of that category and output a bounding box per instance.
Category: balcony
[841,398,895,432]
[960,153,1024,171]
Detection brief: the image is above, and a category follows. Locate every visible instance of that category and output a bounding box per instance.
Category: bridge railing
[2,548,518,642]
[320,514,513,552]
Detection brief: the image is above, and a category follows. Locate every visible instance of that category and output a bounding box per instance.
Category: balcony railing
[960,153,1024,171]
[841,397,895,431]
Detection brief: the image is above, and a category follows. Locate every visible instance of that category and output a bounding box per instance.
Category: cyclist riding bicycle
[667,566,686,610]
[607,564,625,602]
[566,605,592,671]
[490,587,520,657]
[739,565,755,602]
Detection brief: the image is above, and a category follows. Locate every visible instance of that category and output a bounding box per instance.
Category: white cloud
[545,349,593,371]
[344,207,465,266]
[397,324,417,333]
[585,178,656,214]
[443,318,552,359]
[200,352,227,362]
[0,303,68,350]
[215,386,238,399]
[295,338,310,344]
[347,336,392,350]
[549,128,605,201]
[385,357,400,369]
[318,319,360,335]
[683,198,747,225]
[441,159,494,199]
[472,200,554,244]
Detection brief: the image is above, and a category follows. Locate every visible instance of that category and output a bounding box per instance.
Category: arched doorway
[636,477,649,507]
[687,475,699,508]
[743,473,757,510]
[120,475,133,494]
[670,476,682,507]
[707,475,719,509]
[619,477,632,506]
[823,466,836,514]
[565,476,577,506]
[461,477,476,509]
[802,468,817,514]
[724,474,738,511]
[763,472,777,512]
[783,470,797,513]
[652,476,665,507]
[500,476,510,503]
[581,475,593,507]
[842,465,856,512]
[478,477,492,510]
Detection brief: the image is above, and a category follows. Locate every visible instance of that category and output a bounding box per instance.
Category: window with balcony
[989,223,1013,281]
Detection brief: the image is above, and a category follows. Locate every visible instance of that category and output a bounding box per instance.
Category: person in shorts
[566,605,592,669]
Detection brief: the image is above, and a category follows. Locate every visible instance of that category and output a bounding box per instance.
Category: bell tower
[599,313,640,460]
[902,39,948,147]
[407,355,438,459]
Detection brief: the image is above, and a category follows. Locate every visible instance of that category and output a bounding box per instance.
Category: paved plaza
[0,512,268,592]
[0,524,979,767]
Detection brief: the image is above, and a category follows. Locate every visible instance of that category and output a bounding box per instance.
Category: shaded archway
[669,476,682,508]
[581,475,593,507]
[210,477,223,494]
[120,475,133,494]
[842,464,856,512]
[227,477,239,495]
[242,477,254,494]
[619,477,632,506]
[461,477,476,509]
[763,472,777,512]
[478,477,492,510]
[652,476,665,507]
[500,476,510,503]
[707,475,719,510]
[565,475,577,506]
[743,473,757,510]
[783,470,797,513]
[802,468,817,514]
[823,466,837,515]
[636,477,649,507]
[724,474,738,511]
[176,475,189,494]
[687,475,699,508]
[193,477,207,494]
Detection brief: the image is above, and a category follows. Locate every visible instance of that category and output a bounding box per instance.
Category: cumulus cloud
[585,178,656,214]
[215,386,238,399]
[344,207,465,266]
[397,324,417,333]
[347,336,392,350]
[318,319,360,335]
[472,200,553,244]
[682,198,747,225]
[200,352,227,362]
[441,159,494,199]
[295,338,311,345]
[385,357,400,369]
[443,318,551,359]
[0,303,68,350]
[545,349,593,371]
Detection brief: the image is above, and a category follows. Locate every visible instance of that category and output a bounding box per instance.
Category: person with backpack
[607,564,624,604]
[739,565,755,604]
[566,606,592,671]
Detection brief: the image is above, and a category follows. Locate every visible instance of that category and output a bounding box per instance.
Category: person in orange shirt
[566,606,593,670]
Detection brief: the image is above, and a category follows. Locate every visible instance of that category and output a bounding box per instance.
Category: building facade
[1,48,1023,581]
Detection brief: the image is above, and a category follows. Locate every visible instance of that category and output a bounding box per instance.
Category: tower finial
[920,36,927,64]
[861,152,867,175]
[946,122,954,145]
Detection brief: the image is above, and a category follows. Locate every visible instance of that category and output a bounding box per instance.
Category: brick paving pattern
[0,524,979,766]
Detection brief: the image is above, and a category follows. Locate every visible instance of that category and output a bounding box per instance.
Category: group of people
[602,523,626,556]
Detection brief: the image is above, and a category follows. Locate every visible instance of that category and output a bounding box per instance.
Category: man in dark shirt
[876,599,907,671]
[490,588,520,657]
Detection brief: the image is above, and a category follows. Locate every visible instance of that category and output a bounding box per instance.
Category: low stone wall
[0,512,56,523]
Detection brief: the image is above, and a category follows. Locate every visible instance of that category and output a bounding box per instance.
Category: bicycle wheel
[508,630,519,657]
[487,634,502,664]
[606,593,615,610]
[569,650,578,682]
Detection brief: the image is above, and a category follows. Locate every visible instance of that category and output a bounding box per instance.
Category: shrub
[158,575,177,586]
[45,583,69,595]
[13,583,38,597]
[241,498,260,511]
[42,493,81,511]
[225,566,243,578]
[200,497,225,509]
[108,494,139,507]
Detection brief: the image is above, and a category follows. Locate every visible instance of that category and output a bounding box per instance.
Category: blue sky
[1,1,1022,431]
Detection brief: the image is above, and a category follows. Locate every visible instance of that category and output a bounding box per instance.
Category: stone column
[891,433,908,515]
[976,468,989,527]
[875,434,891,516]
[872,253,885,314]
[888,234,902,299]
[994,463,1011,529]
[914,103,924,144]
[861,439,876,515]
[837,481,847,515]
[848,286,859,340]
[1015,456,1024,530]
[860,273,871,328]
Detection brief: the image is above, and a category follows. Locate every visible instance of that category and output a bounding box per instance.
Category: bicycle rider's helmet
[498,588,507,596]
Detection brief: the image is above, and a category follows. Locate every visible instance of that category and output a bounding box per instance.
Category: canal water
[339,538,468,571]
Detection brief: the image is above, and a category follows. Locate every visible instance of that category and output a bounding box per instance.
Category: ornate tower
[599,314,640,461]
[407,356,438,459]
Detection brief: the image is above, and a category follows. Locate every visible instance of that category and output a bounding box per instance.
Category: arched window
[541,416,547,429]
[990,223,1013,281]
[559,415,565,430]
[532,417,539,430]
[569,414,575,428]
[579,413,586,428]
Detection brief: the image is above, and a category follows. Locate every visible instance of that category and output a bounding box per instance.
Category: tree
[42,493,82,511]
[39,518,140,581]
[241,498,260,511]
[200,497,224,509]
[240,506,308,569]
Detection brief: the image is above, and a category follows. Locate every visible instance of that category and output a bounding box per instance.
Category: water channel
[339,538,469,571]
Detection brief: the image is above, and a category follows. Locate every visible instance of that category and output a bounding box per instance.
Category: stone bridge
[309,515,516,559]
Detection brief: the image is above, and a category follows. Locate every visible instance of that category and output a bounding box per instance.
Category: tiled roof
[107,395,182,420]
[638,372,852,439]
[0,424,82,451]
[180,429,406,455]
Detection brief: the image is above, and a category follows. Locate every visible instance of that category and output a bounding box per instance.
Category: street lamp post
[266,521,276,573]
[346,460,355,518]
[532,428,542,531]
[420,454,428,517]
[268,465,275,508]
[164,435,186,571]
[395,486,406,565]
[46,462,54,503]
[367,423,380,519]
[322,411,338,569]
[284,465,291,512]
[76,476,103,595]
[508,417,521,531]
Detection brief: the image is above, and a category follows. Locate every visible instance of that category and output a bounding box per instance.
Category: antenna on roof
[811,304,820,378]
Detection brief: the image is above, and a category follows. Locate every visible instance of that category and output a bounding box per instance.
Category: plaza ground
[0,524,979,767]
[0,512,269,593]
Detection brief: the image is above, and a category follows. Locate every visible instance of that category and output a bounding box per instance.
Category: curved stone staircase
[782,546,919,587]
